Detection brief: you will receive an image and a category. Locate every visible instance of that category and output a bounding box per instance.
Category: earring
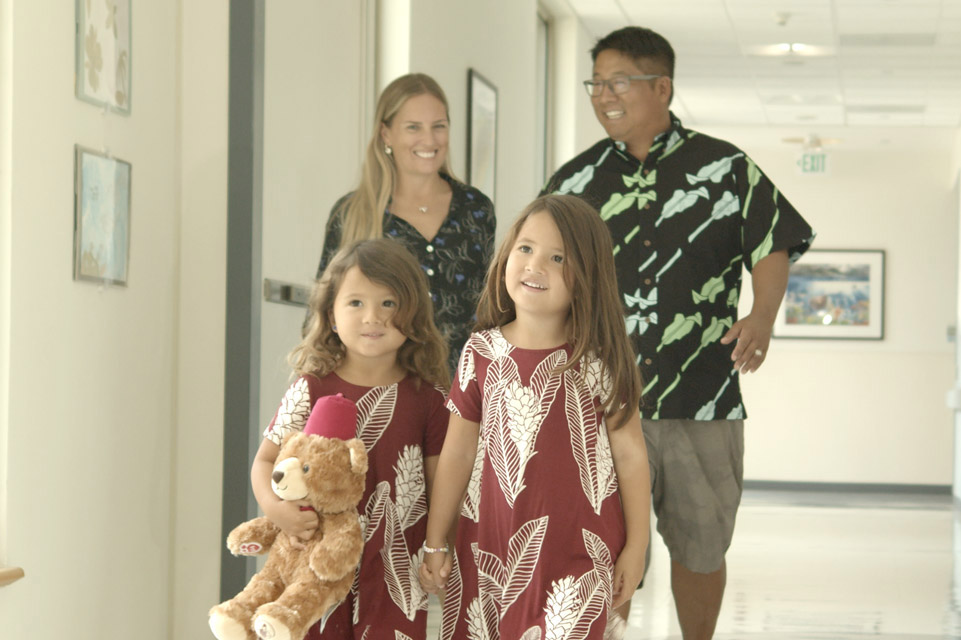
[332,325,338,332]
[385,145,392,156]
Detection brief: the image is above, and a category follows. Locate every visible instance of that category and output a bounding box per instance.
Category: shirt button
[644,358,653,365]
[644,278,652,285]
[643,239,652,247]
[426,245,434,253]
[644,203,651,210]
[426,268,435,276]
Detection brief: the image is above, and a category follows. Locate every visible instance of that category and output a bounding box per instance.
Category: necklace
[418,205,428,213]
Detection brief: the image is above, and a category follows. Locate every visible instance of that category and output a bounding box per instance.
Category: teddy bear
[209,393,367,640]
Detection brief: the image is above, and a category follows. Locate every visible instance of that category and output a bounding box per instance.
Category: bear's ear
[345,439,368,475]
[280,431,301,448]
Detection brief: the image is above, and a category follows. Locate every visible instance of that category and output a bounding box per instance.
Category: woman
[316,73,496,371]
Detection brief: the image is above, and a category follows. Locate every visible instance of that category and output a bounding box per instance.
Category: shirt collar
[609,111,689,165]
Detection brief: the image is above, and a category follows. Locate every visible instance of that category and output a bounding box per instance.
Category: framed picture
[75,0,132,113]
[774,249,885,340]
[74,145,132,285]
[466,68,497,204]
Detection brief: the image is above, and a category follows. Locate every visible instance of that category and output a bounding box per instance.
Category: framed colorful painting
[74,145,132,285]
[774,249,885,340]
[76,0,132,113]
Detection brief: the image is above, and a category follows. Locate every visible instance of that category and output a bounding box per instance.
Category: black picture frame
[466,68,497,205]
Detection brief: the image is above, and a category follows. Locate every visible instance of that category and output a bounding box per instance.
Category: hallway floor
[426,488,960,639]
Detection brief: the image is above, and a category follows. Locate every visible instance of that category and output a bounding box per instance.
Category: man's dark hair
[591,26,675,80]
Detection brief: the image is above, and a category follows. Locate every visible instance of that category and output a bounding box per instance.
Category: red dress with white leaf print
[263,372,449,640]
[440,328,626,640]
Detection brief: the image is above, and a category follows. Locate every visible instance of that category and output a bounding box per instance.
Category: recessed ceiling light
[747,44,834,57]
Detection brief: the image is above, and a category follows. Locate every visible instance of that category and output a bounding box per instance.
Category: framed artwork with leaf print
[75,0,131,114]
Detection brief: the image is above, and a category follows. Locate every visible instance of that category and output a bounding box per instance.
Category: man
[543,26,814,640]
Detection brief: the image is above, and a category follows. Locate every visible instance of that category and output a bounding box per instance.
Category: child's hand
[265,499,319,550]
[611,544,646,609]
[419,549,451,594]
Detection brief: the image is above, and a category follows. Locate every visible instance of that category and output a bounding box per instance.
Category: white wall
[173,3,229,639]
[703,127,958,485]
[547,10,606,175]
[258,1,372,434]
[407,0,541,232]
[0,2,228,639]
[1,0,180,638]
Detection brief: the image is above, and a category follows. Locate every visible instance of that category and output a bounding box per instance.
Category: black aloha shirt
[544,113,815,420]
[318,174,496,372]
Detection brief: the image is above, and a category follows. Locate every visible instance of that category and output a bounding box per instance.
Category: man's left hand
[720,314,772,374]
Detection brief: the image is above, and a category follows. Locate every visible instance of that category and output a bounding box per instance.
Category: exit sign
[797,152,828,175]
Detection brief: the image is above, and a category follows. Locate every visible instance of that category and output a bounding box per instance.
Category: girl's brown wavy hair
[291,239,449,389]
[475,195,642,427]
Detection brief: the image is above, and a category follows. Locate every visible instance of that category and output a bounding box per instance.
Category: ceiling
[562,0,961,139]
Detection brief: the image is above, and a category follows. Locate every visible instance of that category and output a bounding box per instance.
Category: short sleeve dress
[439,328,626,640]
[263,372,449,640]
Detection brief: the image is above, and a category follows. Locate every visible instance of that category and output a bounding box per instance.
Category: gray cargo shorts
[644,418,744,574]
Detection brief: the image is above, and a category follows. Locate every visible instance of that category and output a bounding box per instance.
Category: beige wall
[0,1,228,639]
[705,128,958,485]
[173,2,229,639]
[1,0,183,638]
[408,0,540,232]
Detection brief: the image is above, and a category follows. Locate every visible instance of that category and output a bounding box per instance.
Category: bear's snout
[271,456,309,501]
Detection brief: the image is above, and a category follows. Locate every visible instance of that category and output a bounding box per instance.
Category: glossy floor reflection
[425,488,961,639]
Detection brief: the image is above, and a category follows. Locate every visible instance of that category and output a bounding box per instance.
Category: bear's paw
[254,613,292,640]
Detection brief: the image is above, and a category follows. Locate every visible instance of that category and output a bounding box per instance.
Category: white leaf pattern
[539,531,614,640]
[485,349,565,507]
[440,549,464,640]
[264,377,311,444]
[568,531,614,640]
[356,383,398,451]
[461,434,486,522]
[472,328,514,362]
[502,516,550,611]
[544,576,580,640]
[380,496,428,619]
[458,346,476,392]
[467,597,493,640]
[564,369,617,515]
[521,627,543,640]
[395,633,414,640]
[393,445,426,529]
[364,482,391,543]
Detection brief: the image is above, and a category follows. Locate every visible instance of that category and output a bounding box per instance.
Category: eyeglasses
[583,74,662,97]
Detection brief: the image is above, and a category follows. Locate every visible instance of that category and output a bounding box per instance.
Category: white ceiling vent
[839,33,937,47]
[845,105,926,114]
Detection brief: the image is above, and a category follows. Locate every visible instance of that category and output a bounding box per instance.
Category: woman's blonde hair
[336,73,456,248]
[475,195,642,427]
[291,239,450,389]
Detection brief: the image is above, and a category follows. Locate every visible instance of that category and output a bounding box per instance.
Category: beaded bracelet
[421,541,449,554]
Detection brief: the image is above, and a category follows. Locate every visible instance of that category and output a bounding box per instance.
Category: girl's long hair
[475,195,642,427]
[336,73,456,248]
[291,239,450,389]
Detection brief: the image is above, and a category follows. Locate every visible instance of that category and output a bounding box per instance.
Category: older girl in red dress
[421,195,651,640]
